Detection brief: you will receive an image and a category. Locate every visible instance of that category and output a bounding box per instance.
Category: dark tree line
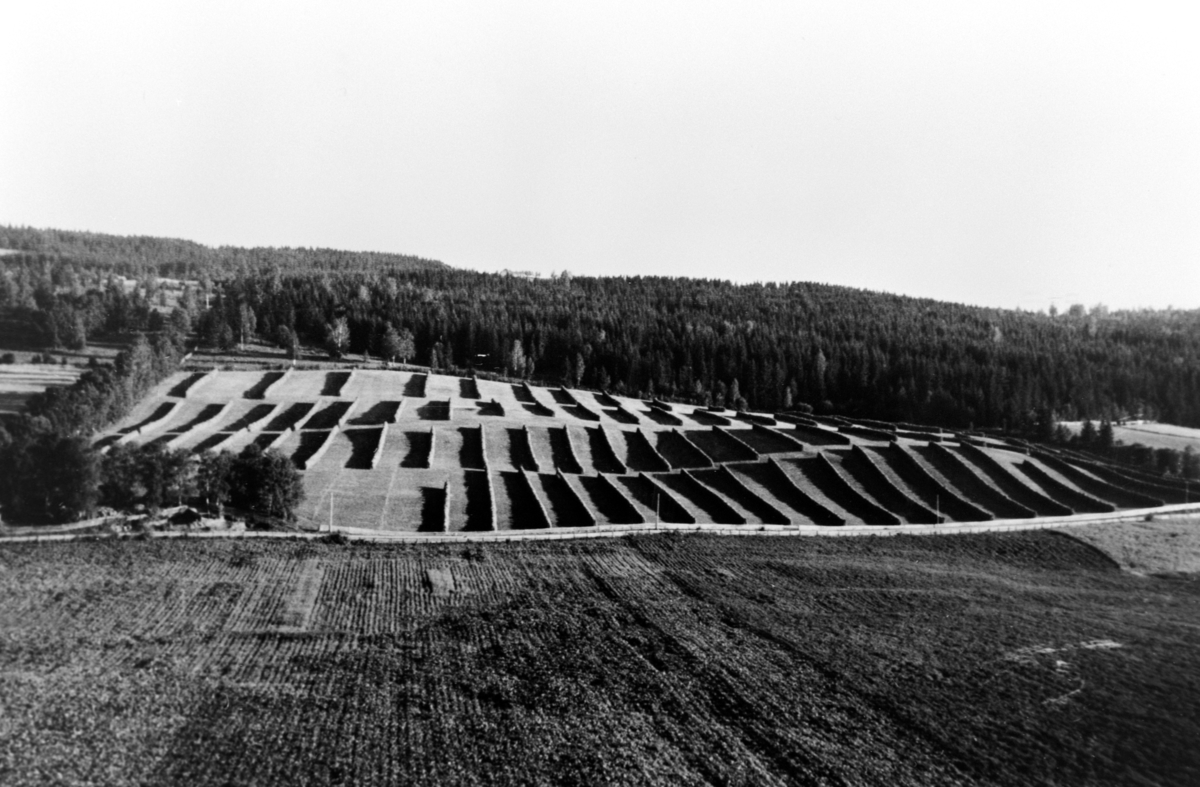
[0,225,445,281]
[0,254,306,523]
[0,327,187,522]
[101,441,303,522]
[205,269,1200,431]
[4,224,1199,446]
[1043,417,1200,480]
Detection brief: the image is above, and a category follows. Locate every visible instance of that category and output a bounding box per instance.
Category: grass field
[0,532,1196,786]
[1060,513,1200,574]
[1061,421,1200,453]
[0,363,83,414]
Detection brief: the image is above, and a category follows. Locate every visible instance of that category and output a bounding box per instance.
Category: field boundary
[6,504,1196,545]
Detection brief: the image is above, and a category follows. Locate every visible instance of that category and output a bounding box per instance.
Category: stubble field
[1,531,1197,786]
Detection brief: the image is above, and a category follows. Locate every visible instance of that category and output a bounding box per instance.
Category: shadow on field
[418,486,446,531]
[344,428,381,470]
[321,371,351,396]
[643,408,683,427]
[291,431,331,468]
[594,391,621,407]
[615,475,694,523]
[506,428,539,471]
[401,431,433,468]
[621,430,670,472]
[175,404,226,432]
[536,473,592,527]
[548,428,583,474]
[192,433,232,453]
[121,402,176,434]
[263,402,314,431]
[403,373,427,398]
[348,401,400,426]
[585,427,626,473]
[655,431,712,469]
[578,475,642,524]
[499,472,549,529]
[603,407,640,425]
[415,401,450,420]
[563,404,601,421]
[458,427,486,470]
[167,372,206,398]
[686,409,732,426]
[244,371,284,399]
[253,433,281,450]
[477,399,504,417]
[225,403,275,432]
[731,461,845,525]
[303,401,351,430]
[655,472,745,523]
[462,470,494,531]
[458,378,481,400]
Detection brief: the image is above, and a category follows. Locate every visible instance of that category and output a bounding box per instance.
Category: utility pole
[328,492,333,533]
[936,494,940,524]
[656,492,660,529]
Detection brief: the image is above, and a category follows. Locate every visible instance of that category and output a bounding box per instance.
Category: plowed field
[1,532,1196,786]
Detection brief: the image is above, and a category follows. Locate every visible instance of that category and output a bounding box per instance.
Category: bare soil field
[90,370,1185,533]
[0,533,1196,786]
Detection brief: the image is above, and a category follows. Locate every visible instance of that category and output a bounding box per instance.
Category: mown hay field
[1061,421,1200,453]
[94,370,1185,533]
[1,532,1196,786]
[1061,513,1200,574]
[0,363,83,414]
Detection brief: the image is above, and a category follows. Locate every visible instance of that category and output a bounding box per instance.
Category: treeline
[0,246,197,522]
[0,266,305,524]
[1044,418,1200,480]
[101,441,303,522]
[0,225,446,281]
[0,253,194,350]
[0,329,185,522]
[5,225,1199,434]
[206,269,1200,431]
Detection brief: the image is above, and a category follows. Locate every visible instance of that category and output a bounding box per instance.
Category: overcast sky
[3,1,1197,310]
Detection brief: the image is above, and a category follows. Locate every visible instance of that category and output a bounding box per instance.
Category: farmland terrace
[94,369,1189,535]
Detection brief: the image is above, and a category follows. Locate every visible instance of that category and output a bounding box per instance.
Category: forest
[3,224,1199,435]
[0,240,304,523]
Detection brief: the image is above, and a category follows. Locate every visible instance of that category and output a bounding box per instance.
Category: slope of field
[93,370,1180,533]
[0,533,1196,786]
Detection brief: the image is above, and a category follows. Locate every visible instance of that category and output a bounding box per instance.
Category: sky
[2,1,1198,311]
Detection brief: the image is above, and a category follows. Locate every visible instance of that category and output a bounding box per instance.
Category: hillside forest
[4,226,1198,431]
[2,225,1199,520]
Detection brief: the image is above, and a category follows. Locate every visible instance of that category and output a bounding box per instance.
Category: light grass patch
[1060,514,1200,574]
